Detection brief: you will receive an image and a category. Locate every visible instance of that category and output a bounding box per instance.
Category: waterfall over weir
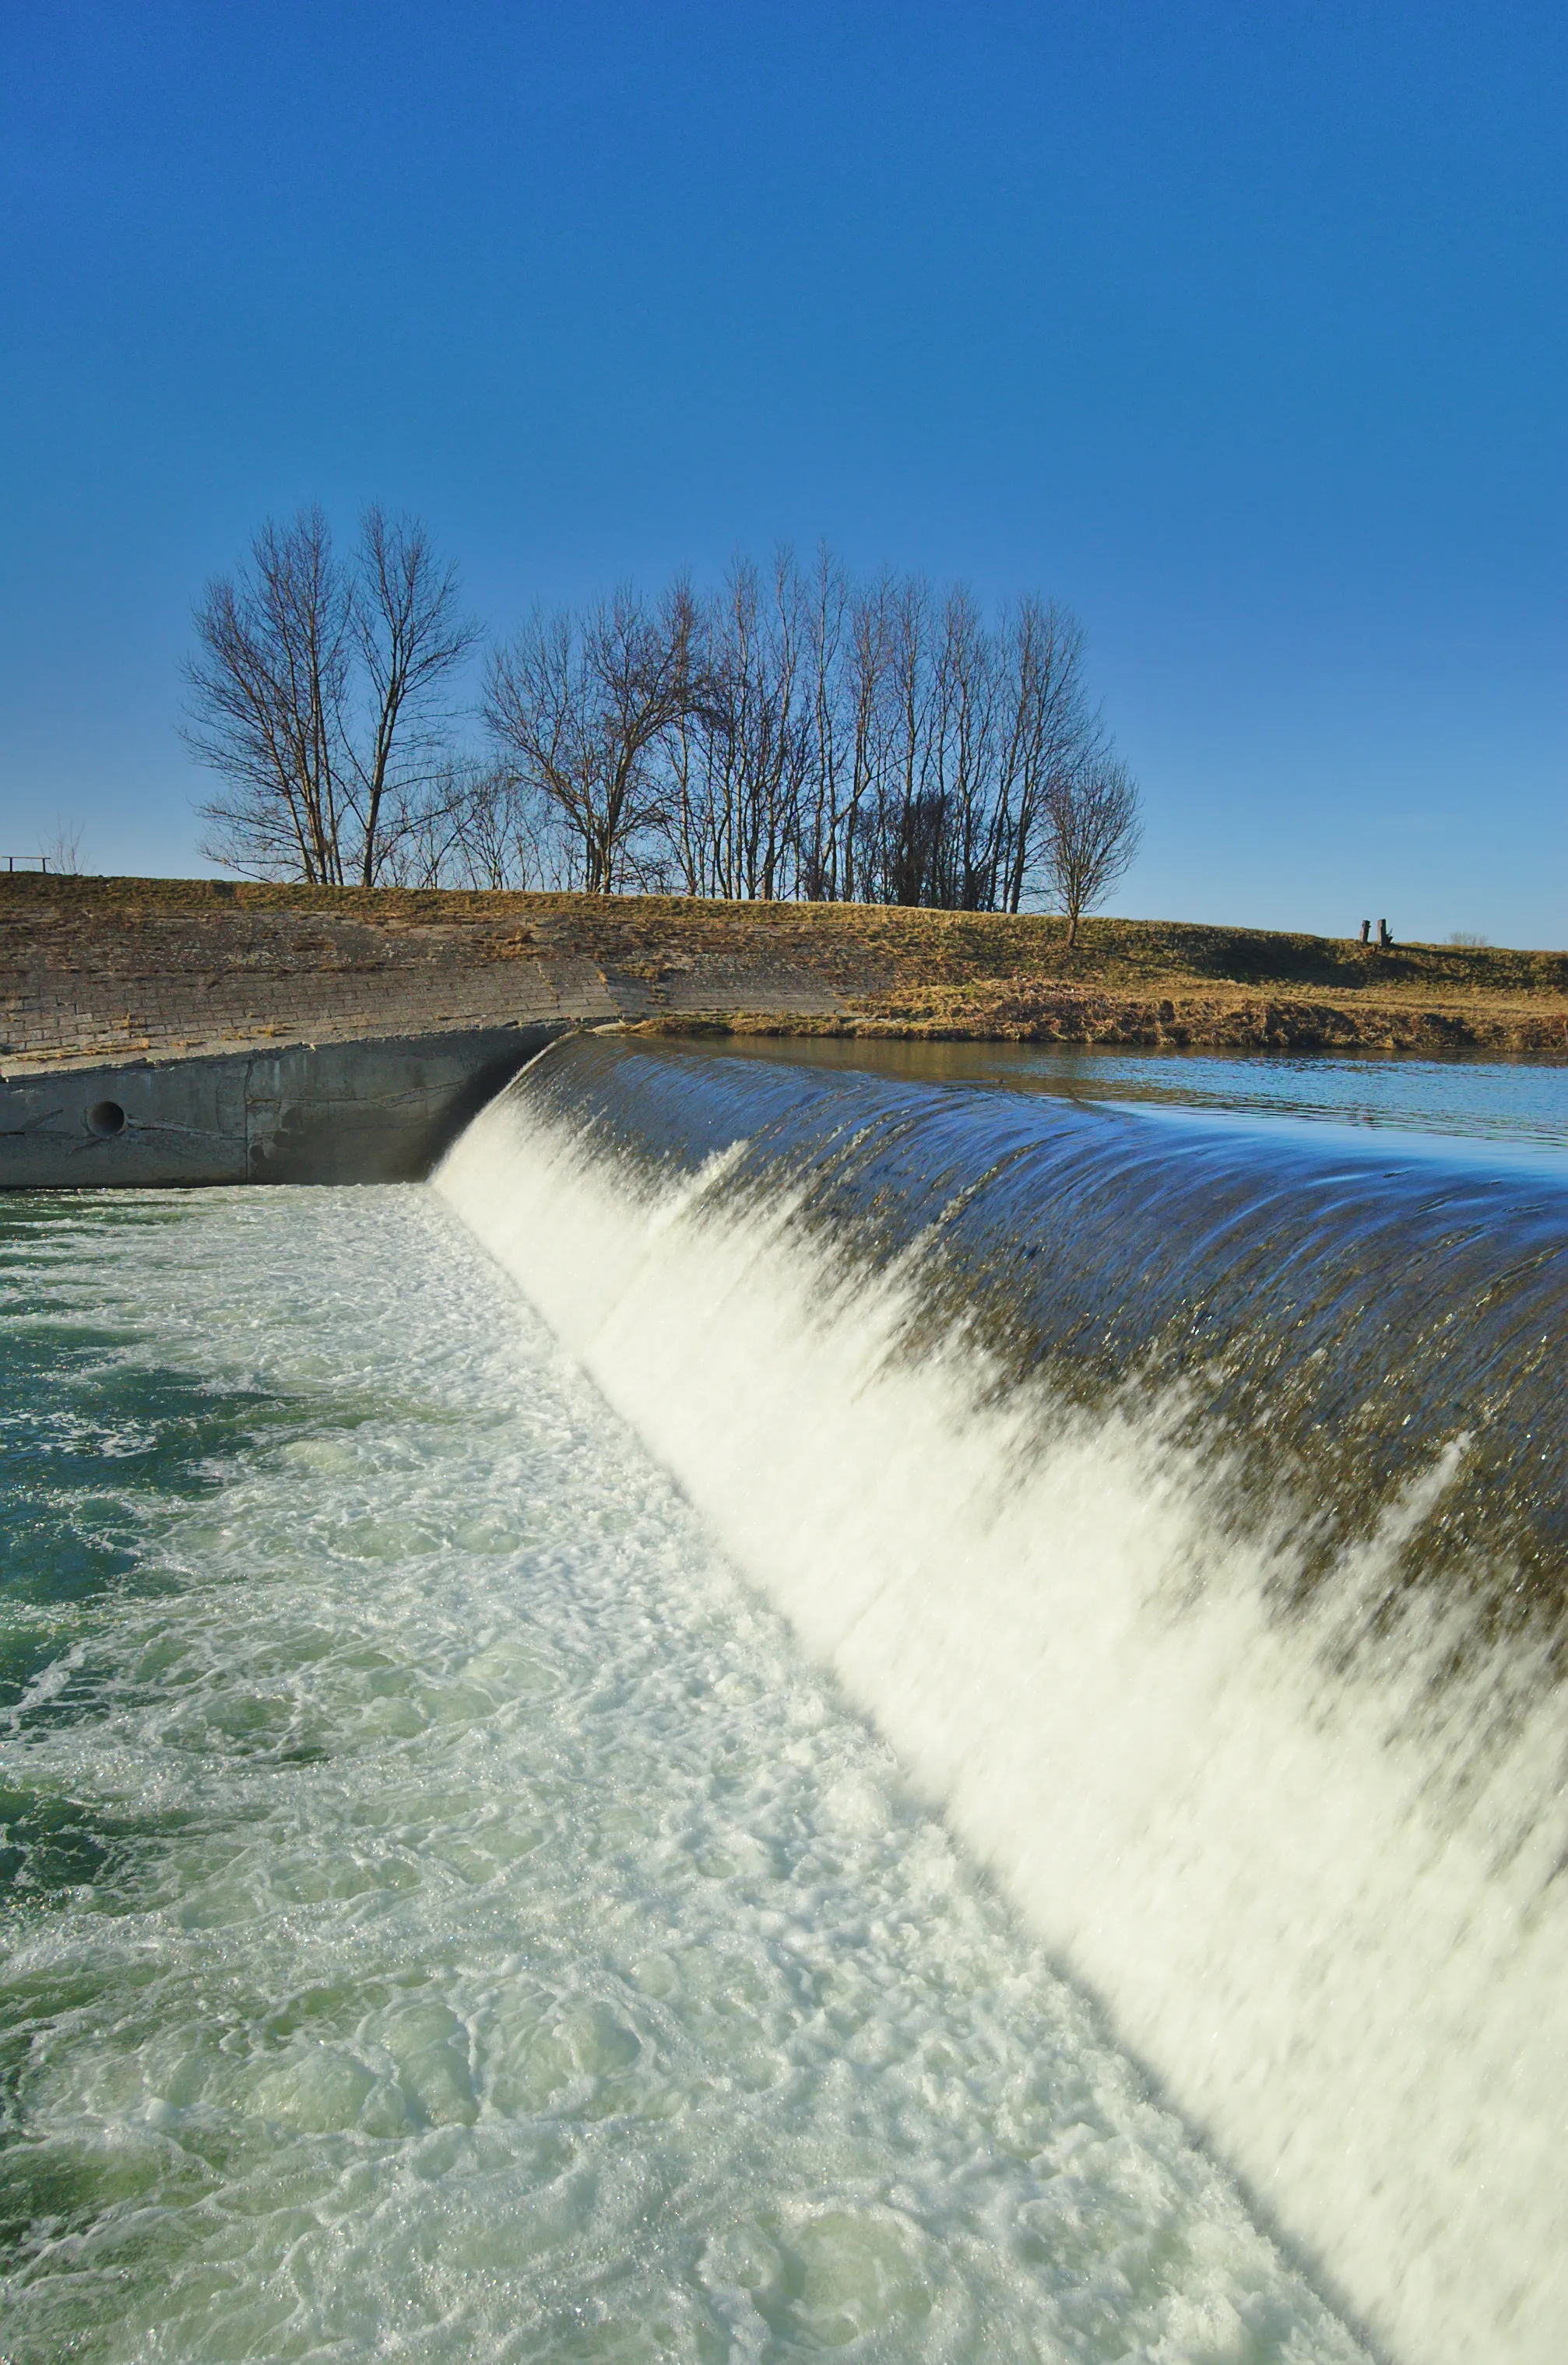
[438,1031,1568,2365]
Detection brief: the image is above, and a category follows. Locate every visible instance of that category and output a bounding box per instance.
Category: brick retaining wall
[4,877,1563,1064]
[0,885,849,1067]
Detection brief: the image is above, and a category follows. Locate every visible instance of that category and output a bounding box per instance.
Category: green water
[0,1186,1364,2363]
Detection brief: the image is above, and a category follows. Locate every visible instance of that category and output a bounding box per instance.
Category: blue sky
[2,1,1562,942]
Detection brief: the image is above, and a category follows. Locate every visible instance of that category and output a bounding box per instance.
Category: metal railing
[3,856,49,873]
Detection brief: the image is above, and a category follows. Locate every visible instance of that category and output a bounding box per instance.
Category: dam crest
[435,1031,1568,2365]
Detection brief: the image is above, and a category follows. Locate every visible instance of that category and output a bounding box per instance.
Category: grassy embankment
[6,874,1566,1052]
[611,903,1568,1051]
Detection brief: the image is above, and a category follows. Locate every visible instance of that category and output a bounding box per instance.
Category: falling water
[1,1177,1366,2361]
[434,1031,1568,2365]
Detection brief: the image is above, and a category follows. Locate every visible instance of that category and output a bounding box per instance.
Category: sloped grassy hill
[2,875,1564,1058]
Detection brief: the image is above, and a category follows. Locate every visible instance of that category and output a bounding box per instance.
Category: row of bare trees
[186,511,1141,932]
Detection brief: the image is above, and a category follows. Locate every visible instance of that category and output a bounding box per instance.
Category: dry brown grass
[5,875,1564,1054]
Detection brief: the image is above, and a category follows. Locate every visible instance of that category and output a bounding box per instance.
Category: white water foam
[438,1070,1568,2365]
[0,1186,1362,2362]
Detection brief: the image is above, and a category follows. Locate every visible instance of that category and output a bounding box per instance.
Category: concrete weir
[0,1025,563,1189]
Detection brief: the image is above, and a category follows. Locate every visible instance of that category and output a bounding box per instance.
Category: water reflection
[709,1036,1568,1160]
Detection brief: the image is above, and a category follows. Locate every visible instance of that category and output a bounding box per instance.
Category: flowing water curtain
[0,1181,1369,2361]
[434,1033,1568,2365]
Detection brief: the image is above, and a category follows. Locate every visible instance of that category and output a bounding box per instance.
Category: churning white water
[436,1049,1568,2365]
[0,1186,1363,2362]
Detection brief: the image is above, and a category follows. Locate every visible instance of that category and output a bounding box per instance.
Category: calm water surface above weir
[711,1036,1568,1162]
[0,1181,1367,2363]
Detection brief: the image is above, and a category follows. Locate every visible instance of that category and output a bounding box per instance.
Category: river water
[3,1040,1564,2361]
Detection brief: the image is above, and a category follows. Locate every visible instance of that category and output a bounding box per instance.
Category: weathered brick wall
[0,883,851,1066]
[5,877,1563,1063]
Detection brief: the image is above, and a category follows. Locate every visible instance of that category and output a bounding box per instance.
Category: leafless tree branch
[182,505,476,884]
[1040,753,1144,945]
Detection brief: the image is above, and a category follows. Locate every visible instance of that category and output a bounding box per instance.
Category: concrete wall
[0,1024,563,1189]
[0,880,847,1069]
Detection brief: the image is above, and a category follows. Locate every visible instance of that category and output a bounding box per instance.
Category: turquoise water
[0,1186,1365,2363]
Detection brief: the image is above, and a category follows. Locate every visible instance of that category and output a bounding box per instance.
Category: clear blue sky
[2,1,1562,942]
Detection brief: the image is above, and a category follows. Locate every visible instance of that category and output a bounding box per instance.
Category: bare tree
[472,540,1136,915]
[42,820,88,876]
[993,598,1096,914]
[666,555,811,901]
[184,505,474,884]
[447,758,578,890]
[185,507,353,880]
[189,519,1137,911]
[1040,753,1142,946]
[838,581,1106,915]
[884,583,1007,911]
[878,576,937,905]
[445,760,528,889]
[484,583,698,892]
[842,573,895,905]
[365,757,581,891]
[798,543,851,901]
[377,764,470,890]
[346,508,480,886]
